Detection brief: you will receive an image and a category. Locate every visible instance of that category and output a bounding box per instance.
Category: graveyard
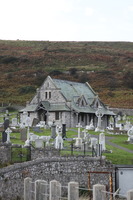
[0,108,133,200]
[0,109,133,165]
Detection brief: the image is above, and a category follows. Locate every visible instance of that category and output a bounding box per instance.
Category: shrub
[18,86,36,94]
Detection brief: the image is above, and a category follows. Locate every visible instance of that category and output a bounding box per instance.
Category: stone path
[105,136,133,153]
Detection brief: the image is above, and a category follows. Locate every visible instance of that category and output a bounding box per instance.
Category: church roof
[52,78,96,104]
[41,101,70,111]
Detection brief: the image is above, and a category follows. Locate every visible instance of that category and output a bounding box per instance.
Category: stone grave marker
[62,124,66,139]
[11,118,18,127]
[99,132,106,151]
[90,137,98,149]
[2,131,7,143]
[35,138,44,148]
[127,126,133,143]
[32,118,39,127]
[3,119,9,130]
[20,128,27,141]
[55,126,64,149]
[95,106,104,132]
[86,119,95,130]
[75,123,82,148]
[29,133,39,142]
[51,121,56,139]
[33,126,41,133]
[5,127,12,143]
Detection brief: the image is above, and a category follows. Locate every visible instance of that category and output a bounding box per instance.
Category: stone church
[20,76,115,128]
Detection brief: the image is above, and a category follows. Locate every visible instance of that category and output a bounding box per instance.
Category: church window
[45,92,48,99]
[49,92,51,99]
[81,100,84,106]
[55,112,59,120]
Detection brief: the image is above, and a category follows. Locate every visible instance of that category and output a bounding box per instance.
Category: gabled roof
[20,104,37,112]
[40,101,70,111]
[52,78,96,103]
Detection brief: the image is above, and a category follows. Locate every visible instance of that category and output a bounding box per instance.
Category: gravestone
[32,118,39,127]
[86,119,95,130]
[20,128,27,141]
[33,126,41,133]
[3,119,9,130]
[35,138,44,148]
[55,126,64,149]
[99,132,106,151]
[29,133,39,142]
[5,127,12,143]
[95,106,104,132]
[11,118,18,127]
[124,121,132,131]
[75,123,82,148]
[62,124,66,139]
[127,126,133,143]
[90,137,98,149]
[2,131,7,143]
[39,136,51,146]
[2,119,10,143]
[51,121,56,139]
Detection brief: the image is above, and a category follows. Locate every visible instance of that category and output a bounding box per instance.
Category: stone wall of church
[0,156,115,200]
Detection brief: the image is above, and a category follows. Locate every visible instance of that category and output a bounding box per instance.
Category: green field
[0,126,133,165]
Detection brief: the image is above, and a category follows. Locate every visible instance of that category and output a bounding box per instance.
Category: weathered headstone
[11,118,18,127]
[2,131,7,143]
[5,127,12,143]
[127,126,133,143]
[95,106,104,132]
[3,119,9,130]
[32,118,39,127]
[33,126,41,133]
[30,133,39,142]
[99,132,106,151]
[90,137,98,149]
[51,122,56,139]
[55,126,64,149]
[20,128,27,141]
[35,138,44,148]
[62,124,66,139]
[75,123,82,148]
[86,119,95,130]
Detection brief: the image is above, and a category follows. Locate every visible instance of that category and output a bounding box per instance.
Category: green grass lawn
[103,145,133,165]
[0,127,133,165]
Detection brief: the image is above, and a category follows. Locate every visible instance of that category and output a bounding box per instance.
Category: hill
[0,40,133,108]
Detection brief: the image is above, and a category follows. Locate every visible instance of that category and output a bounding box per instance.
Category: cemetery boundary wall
[24,177,132,200]
[110,108,133,116]
[0,156,115,200]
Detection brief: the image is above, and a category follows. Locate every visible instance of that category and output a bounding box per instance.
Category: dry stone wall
[0,156,115,200]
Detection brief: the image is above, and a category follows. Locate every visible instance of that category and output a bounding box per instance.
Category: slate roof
[52,78,96,104]
[41,101,70,111]
[20,77,115,116]
[20,104,37,112]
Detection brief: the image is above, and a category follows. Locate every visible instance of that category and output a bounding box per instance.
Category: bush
[18,86,36,94]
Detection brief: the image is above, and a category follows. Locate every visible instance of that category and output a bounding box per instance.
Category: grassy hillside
[0,40,133,108]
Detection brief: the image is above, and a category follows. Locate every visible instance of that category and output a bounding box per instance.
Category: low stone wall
[0,156,115,200]
[110,108,133,116]
[31,147,60,160]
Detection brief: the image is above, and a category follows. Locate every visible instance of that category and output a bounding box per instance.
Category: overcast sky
[1,0,133,42]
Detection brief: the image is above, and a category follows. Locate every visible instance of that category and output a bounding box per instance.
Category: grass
[103,145,133,165]
[0,125,133,164]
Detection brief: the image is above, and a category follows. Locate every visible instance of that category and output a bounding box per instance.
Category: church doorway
[38,109,47,122]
